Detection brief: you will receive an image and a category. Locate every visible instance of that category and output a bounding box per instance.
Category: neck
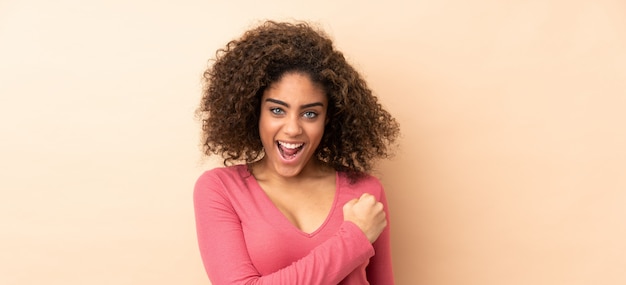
[250,158,332,186]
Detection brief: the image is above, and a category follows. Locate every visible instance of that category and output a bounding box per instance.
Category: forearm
[241,222,373,285]
[197,220,374,285]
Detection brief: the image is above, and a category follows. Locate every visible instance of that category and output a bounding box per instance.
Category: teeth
[278,141,303,149]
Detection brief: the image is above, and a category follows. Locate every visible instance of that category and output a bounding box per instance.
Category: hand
[343,193,387,243]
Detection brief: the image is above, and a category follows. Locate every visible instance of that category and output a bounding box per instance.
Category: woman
[194,21,400,284]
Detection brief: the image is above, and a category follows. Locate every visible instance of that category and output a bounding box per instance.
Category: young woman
[194,21,400,284]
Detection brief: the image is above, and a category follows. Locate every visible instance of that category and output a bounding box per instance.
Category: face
[258,72,328,179]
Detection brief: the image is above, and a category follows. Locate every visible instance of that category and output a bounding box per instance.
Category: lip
[275,141,305,163]
[277,140,305,148]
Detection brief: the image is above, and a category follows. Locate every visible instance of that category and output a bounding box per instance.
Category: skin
[251,72,386,242]
[256,72,328,182]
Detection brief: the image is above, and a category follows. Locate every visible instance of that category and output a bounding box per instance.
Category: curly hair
[198,20,400,180]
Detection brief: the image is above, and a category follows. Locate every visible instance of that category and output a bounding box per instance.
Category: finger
[359,193,372,200]
[374,201,384,211]
[343,198,359,208]
[358,193,376,204]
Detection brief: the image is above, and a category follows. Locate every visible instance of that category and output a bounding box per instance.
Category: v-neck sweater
[194,164,394,284]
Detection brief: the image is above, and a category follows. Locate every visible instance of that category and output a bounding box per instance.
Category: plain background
[1,0,625,284]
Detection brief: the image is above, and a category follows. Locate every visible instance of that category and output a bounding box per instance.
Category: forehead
[262,72,327,104]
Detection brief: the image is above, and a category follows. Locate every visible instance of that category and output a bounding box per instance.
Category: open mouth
[277,141,304,160]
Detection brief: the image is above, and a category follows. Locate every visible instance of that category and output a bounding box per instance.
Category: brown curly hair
[198,20,399,180]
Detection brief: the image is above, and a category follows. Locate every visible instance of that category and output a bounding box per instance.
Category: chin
[271,161,307,178]
[269,154,317,179]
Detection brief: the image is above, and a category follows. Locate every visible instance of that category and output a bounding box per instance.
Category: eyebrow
[265,98,324,109]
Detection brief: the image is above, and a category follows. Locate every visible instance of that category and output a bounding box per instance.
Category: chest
[256,174,337,233]
[240,195,344,275]
[267,187,336,234]
[233,171,378,277]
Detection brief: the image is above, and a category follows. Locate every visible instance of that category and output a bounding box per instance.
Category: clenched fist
[343,193,387,243]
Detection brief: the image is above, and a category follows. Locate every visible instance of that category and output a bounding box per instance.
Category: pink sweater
[194,165,394,285]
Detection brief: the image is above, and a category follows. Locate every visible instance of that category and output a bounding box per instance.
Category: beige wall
[1,0,624,284]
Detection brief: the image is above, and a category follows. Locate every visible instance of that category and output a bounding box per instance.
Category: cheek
[258,117,272,139]
[258,118,282,139]
[308,121,326,141]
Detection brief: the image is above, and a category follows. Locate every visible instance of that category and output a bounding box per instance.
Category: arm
[193,171,374,285]
[366,188,395,284]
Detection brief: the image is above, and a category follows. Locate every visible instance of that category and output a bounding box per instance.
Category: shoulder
[194,164,250,195]
[338,172,386,198]
[197,164,248,181]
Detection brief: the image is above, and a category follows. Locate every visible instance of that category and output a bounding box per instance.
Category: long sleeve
[193,169,375,285]
[366,187,395,284]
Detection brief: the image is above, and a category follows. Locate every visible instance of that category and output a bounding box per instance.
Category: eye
[270,107,285,115]
[302,111,317,119]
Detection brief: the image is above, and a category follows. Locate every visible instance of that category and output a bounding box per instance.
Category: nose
[282,115,302,136]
